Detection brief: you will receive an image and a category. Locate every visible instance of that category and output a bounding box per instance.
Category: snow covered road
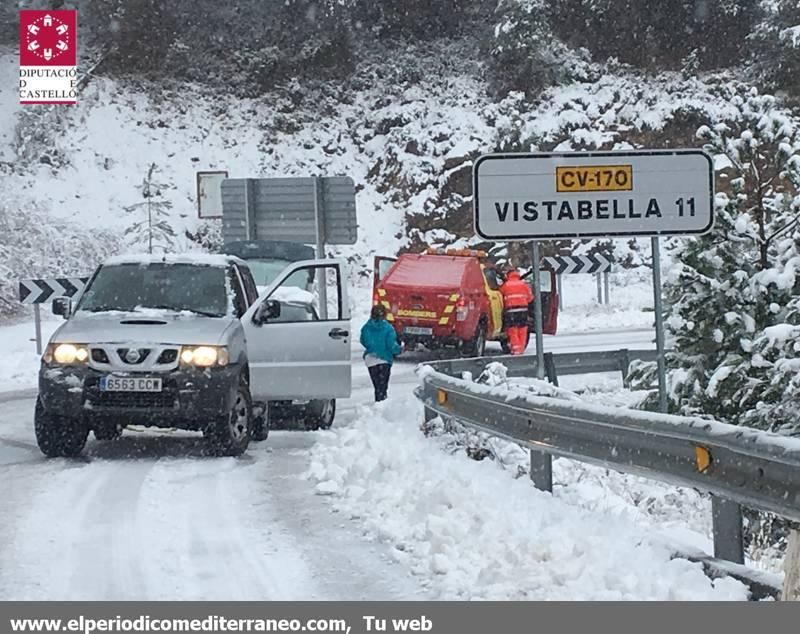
[0,365,429,600]
[0,325,742,601]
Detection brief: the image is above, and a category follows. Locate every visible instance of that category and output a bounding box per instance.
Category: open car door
[540,270,558,335]
[373,255,397,302]
[243,259,351,401]
[522,269,559,336]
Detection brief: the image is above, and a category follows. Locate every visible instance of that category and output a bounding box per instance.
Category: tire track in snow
[138,454,321,600]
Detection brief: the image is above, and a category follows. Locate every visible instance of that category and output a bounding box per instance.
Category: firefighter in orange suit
[500,270,533,354]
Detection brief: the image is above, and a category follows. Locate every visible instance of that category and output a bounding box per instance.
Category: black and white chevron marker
[541,253,614,275]
[18,277,90,304]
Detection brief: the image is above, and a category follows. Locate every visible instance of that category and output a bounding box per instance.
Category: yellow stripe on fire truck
[377,288,386,296]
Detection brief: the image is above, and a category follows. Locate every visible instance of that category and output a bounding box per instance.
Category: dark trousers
[368,363,392,402]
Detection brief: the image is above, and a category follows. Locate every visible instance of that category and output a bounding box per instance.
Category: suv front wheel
[205,377,252,456]
[34,399,89,458]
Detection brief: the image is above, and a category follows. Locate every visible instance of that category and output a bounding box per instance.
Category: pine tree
[489,0,592,97]
[750,0,800,93]
[124,162,176,254]
[657,90,800,432]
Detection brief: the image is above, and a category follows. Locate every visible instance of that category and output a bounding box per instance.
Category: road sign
[19,275,91,355]
[18,276,89,304]
[473,150,714,240]
[220,177,357,245]
[541,253,613,274]
[197,171,228,219]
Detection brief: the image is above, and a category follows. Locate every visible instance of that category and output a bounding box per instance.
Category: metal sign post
[33,304,42,355]
[651,236,668,413]
[557,274,563,310]
[531,242,545,379]
[604,271,611,304]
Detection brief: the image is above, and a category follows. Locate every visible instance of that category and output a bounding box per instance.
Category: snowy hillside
[1,37,771,323]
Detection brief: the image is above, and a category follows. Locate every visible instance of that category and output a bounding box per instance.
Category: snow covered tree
[88,0,177,74]
[0,200,121,317]
[750,0,800,93]
[489,0,593,97]
[656,90,800,433]
[185,220,223,252]
[124,162,176,254]
[548,0,759,70]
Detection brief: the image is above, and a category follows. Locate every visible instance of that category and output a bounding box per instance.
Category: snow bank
[0,318,60,392]
[306,400,748,600]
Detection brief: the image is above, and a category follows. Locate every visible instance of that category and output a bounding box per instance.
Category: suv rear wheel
[205,377,252,456]
[462,323,486,358]
[305,399,335,430]
[34,399,89,458]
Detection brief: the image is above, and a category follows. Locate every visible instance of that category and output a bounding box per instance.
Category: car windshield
[246,258,312,290]
[76,263,229,317]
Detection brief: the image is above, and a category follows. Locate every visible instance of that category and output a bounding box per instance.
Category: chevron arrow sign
[541,254,614,274]
[18,276,90,304]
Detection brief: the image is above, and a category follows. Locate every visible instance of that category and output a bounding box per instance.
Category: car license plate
[405,326,433,336]
[99,376,162,392]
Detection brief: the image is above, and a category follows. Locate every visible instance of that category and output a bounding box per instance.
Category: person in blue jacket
[360,304,402,402]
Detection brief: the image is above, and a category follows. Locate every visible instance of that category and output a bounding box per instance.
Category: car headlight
[180,345,229,367]
[45,343,89,365]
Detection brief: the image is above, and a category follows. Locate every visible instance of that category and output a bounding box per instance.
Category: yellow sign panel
[556,165,633,193]
[397,309,437,319]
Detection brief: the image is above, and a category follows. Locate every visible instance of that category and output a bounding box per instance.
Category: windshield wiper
[84,306,126,313]
[182,308,224,318]
[147,305,224,318]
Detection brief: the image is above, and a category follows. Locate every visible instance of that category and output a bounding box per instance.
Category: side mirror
[52,297,71,319]
[252,299,281,325]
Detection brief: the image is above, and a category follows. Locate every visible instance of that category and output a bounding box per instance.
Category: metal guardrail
[414,351,800,599]
[431,348,659,386]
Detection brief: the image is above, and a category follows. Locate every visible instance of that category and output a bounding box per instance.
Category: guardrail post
[529,449,553,492]
[619,348,631,386]
[783,528,800,600]
[596,273,602,303]
[543,352,558,386]
[33,303,43,355]
[712,497,744,564]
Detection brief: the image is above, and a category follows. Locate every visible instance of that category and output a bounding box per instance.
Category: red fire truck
[373,248,558,357]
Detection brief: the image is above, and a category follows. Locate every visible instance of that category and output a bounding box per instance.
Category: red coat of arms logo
[19,10,78,104]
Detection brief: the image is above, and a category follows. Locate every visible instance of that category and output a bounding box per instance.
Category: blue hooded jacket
[360,318,401,365]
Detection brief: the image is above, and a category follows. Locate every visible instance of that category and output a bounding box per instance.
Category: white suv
[36,254,352,457]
